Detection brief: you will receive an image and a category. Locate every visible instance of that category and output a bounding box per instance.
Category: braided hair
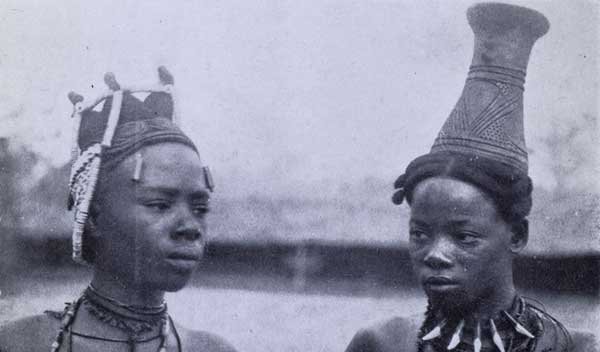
[393,152,533,232]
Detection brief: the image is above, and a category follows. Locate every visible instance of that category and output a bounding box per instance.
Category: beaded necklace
[416,296,571,352]
[49,287,181,352]
[87,285,167,315]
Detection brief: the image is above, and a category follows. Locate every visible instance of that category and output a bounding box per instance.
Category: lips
[424,276,457,285]
[164,252,201,271]
[167,252,201,261]
[423,276,461,292]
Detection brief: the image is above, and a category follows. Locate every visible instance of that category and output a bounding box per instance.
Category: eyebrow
[447,219,472,226]
[409,218,473,227]
[409,219,429,227]
[135,186,210,199]
[189,190,211,200]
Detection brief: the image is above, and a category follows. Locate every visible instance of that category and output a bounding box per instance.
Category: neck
[91,268,165,308]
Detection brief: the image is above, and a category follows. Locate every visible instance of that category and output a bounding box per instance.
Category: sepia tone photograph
[0,0,598,351]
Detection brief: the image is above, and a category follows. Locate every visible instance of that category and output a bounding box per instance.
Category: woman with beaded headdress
[345,3,598,352]
[0,67,238,352]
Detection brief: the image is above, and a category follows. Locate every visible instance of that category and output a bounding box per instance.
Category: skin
[408,176,528,320]
[0,142,241,351]
[89,142,210,308]
[346,176,598,352]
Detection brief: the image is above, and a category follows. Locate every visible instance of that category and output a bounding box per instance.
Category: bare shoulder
[373,314,422,338]
[0,314,60,352]
[345,315,422,352]
[175,324,238,352]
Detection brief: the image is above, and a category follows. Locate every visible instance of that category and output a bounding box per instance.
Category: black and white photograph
[0,0,598,351]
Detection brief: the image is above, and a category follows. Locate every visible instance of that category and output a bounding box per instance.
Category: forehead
[410,177,499,221]
[139,142,201,173]
[103,143,206,192]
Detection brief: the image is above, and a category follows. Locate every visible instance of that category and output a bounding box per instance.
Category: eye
[453,232,479,245]
[191,203,210,215]
[144,200,172,211]
[409,228,430,242]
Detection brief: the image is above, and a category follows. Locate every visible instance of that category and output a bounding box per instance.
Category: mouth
[423,276,460,291]
[164,253,200,270]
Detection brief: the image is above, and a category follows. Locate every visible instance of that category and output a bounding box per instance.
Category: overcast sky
[1,0,598,198]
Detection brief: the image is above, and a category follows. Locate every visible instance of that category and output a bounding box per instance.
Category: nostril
[422,238,454,269]
[173,228,202,241]
[187,229,202,241]
[424,256,452,269]
[423,250,453,269]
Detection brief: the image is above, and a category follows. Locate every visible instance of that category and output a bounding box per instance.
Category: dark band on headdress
[100,118,197,172]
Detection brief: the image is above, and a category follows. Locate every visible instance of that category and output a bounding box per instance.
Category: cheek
[408,250,419,269]
[408,241,428,264]
[100,209,172,253]
[131,218,172,251]
[460,244,509,282]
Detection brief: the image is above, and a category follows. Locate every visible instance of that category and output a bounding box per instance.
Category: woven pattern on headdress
[100,118,196,172]
[68,143,102,263]
[431,65,528,173]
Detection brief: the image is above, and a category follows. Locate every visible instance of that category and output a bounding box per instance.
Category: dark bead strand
[87,285,166,315]
[50,298,82,352]
[49,293,180,351]
[158,309,169,352]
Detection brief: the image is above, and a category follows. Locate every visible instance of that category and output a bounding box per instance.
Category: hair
[393,152,533,230]
[81,212,99,263]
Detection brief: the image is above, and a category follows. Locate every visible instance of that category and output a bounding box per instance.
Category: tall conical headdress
[393,3,548,206]
[67,67,214,264]
[431,2,549,174]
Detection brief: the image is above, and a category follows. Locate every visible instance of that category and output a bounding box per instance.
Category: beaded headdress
[67,67,214,264]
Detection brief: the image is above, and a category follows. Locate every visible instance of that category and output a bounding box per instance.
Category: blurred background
[1,0,598,350]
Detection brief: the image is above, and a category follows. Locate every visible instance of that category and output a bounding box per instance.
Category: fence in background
[5,235,599,296]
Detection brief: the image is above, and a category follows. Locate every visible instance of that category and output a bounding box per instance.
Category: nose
[171,206,205,242]
[423,236,454,269]
[172,226,203,242]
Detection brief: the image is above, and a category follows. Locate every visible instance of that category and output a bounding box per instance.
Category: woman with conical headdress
[0,68,237,352]
[345,3,597,352]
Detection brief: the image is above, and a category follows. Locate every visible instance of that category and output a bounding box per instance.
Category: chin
[425,286,470,309]
[147,271,194,292]
[161,278,192,292]
[164,284,188,292]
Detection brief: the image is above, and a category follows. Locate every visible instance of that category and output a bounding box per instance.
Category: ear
[509,219,528,253]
